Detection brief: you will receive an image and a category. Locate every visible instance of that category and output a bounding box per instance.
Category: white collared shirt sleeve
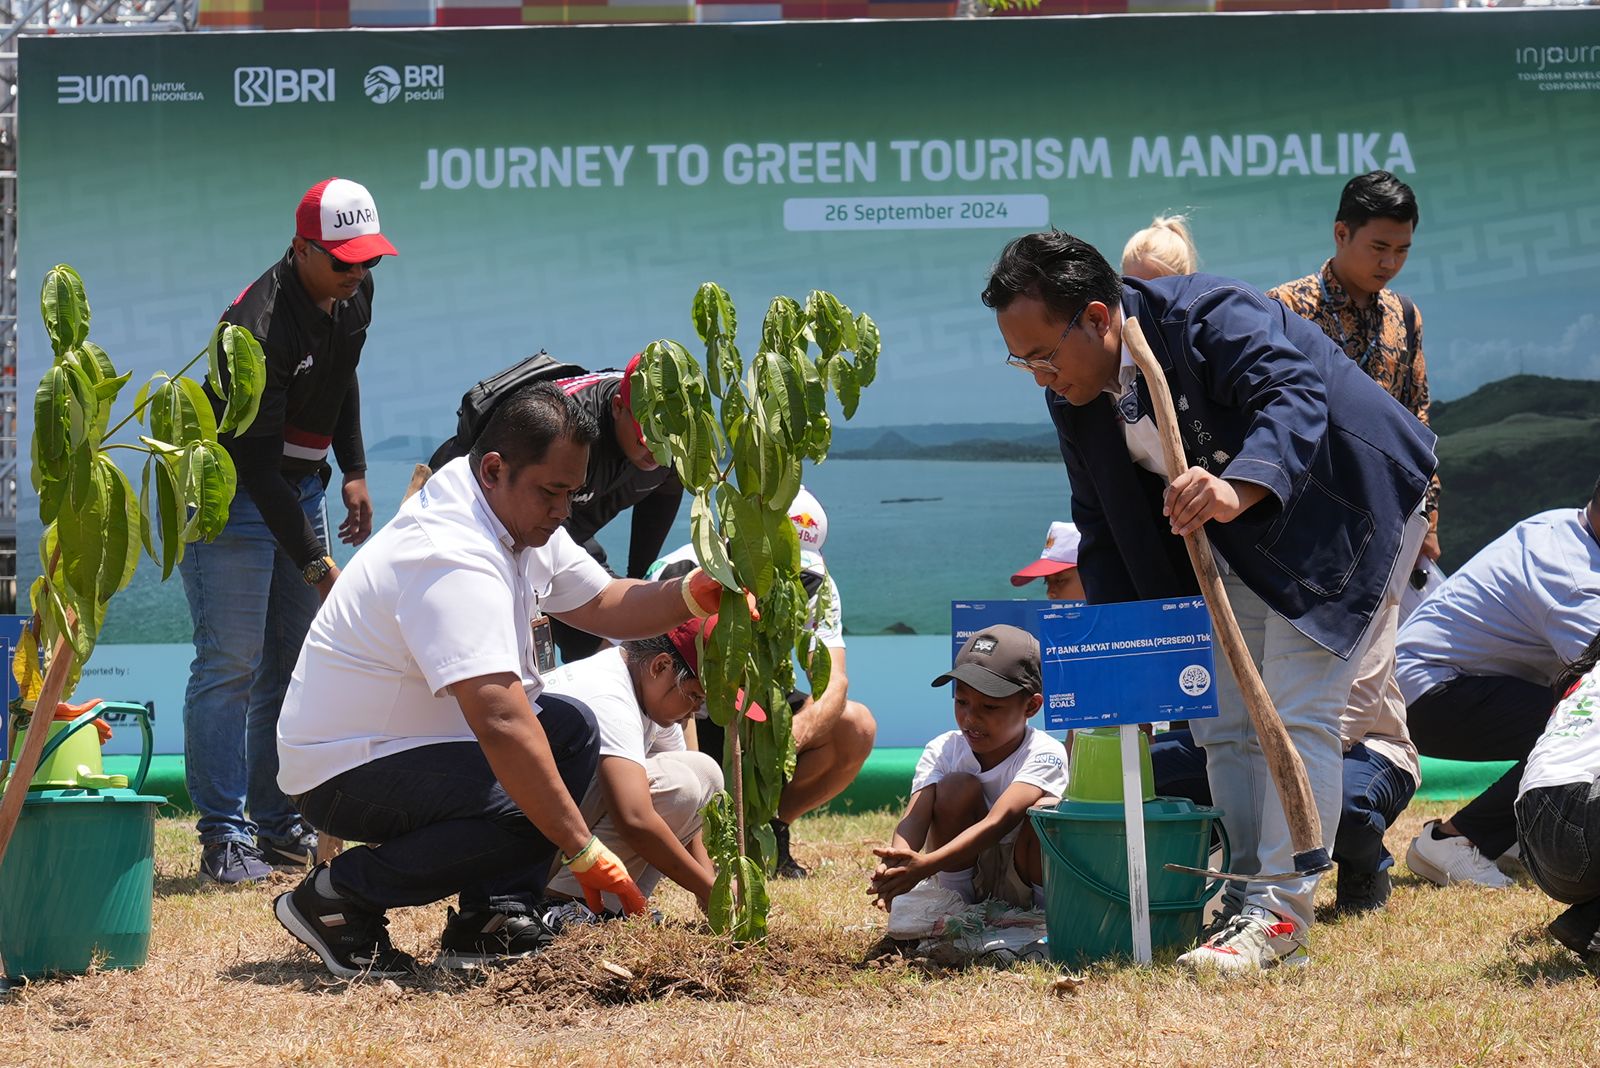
[534,527,614,614]
[395,561,521,698]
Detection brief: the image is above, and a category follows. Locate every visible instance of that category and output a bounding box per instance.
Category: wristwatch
[301,555,336,586]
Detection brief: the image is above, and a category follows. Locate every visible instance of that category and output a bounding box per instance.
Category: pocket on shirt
[1258,474,1374,597]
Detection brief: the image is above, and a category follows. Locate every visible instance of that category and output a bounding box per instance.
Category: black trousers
[294,694,599,914]
[1407,674,1555,857]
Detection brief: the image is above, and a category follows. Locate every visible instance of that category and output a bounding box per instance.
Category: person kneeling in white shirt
[542,619,725,917]
[272,383,736,978]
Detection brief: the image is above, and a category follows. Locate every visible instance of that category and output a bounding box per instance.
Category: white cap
[1010,521,1080,586]
[789,486,827,554]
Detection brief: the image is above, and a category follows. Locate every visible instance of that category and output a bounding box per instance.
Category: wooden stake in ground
[1121,318,1331,880]
[0,635,78,885]
[313,462,435,868]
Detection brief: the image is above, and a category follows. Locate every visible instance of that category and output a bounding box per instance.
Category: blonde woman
[1120,214,1198,280]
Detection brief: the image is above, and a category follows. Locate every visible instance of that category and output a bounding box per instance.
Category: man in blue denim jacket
[982,230,1436,972]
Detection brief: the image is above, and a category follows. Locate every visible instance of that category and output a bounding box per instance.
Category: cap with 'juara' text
[296,178,398,263]
[931,624,1043,698]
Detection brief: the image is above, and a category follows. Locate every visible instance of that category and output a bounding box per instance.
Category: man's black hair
[622,632,697,683]
[1591,474,1600,510]
[1336,171,1420,232]
[981,229,1123,322]
[468,381,597,472]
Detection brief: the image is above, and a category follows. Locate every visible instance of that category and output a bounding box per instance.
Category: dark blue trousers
[1150,728,1417,874]
[293,694,598,914]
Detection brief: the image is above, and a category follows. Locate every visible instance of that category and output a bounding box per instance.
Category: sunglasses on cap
[308,239,382,273]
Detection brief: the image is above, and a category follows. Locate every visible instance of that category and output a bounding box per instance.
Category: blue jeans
[1151,730,1416,875]
[179,474,325,847]
[1516,781,1600,907]
[293,695,600,914]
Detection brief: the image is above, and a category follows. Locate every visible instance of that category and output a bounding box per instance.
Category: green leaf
[831,358,861,419]
[41,264,90,357]
[67,442,95,512]
[216,325,266,435]
[138,460,157,562]
[854,313,881,386]
[175,377,220,447]
[184,441,237,542]
[690,492,739,591]
[97,458,142,599]
[702,587,752,727]
[806,291,847,359]
[34,365,72,463]
[692,282,737,344]
[59,459,110,600]
[734,856,769,942]
[761,296,804,355]
[719,484,774,598]
[762,491,801,574]
[152,454,185,579]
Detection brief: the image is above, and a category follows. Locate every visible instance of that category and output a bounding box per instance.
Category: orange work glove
[683,567,761,622]
[563,835,648,916]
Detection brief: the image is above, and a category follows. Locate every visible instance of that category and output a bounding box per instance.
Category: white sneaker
[1177,906,1308,974]
[1405,820,1513,889]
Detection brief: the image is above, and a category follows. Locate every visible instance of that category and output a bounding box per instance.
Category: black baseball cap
[931,625,1042,698]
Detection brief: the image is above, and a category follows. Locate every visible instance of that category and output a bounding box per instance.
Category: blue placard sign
[1034,597,1218,731]
[951,599,1083,663]
[0,614,29,742]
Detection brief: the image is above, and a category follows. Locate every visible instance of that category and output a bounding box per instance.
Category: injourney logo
[1515,43,1600,71]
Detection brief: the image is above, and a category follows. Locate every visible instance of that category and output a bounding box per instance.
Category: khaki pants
[546,750,724,910]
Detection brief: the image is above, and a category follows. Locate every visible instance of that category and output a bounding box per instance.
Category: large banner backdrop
[19,10,1600,750]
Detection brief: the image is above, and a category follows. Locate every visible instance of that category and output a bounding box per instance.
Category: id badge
[530,614,556,673]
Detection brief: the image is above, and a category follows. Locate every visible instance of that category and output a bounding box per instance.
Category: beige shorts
[974,838,1038,909]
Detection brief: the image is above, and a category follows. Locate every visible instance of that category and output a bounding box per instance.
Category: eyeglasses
[1004,304,1086,377]
[308,240,382,273]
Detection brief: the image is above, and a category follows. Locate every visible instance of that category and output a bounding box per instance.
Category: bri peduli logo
[363,64,445,104]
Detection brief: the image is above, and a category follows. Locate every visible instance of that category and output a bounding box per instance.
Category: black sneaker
[539,899,603,934]
[771,818,808,879]
[200,840,274,886]
[1548,897,1600,961]
[273,864,417,979]
[436,906,554,969]
[258,825,319,871]
[1334,867,1392,914]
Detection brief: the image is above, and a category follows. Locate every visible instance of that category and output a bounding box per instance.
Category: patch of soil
[481,919,884,1012]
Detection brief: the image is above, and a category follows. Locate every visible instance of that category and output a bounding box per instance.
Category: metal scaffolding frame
[0,1,198,611]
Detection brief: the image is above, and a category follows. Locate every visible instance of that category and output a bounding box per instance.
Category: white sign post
[1121,723,1153,964]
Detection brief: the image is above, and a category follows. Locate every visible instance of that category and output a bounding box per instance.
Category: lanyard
[1317,272,1381,373]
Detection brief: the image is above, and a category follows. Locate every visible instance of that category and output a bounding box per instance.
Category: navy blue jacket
[1049,274,1438,659]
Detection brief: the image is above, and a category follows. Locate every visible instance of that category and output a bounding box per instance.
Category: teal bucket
[1029,797,1228,966]
[0,704,162,980]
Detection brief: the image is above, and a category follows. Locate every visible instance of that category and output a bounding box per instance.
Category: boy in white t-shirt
[1515,630,1600,964]
[542,617,725,916]
[871,625,1067,911]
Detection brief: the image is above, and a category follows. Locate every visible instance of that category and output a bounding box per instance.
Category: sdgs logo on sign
[363,64,445,104]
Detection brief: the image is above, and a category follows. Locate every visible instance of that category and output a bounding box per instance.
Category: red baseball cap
[665,615,767,722]
[296,178,398,263]
[616,353,647,447]
[1010,521,1082,587]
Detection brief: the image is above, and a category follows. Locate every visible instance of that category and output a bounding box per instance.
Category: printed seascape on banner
[16,10,1600,645]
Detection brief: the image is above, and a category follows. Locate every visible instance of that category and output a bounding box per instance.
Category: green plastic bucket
[1066,727,1154,803]
[0,705,162,980]
[1029,797,1228,966]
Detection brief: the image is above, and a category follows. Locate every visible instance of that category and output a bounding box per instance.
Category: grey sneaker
[199,840,274,885]
[1177,906,1308,974]
[540,899,602,934]
[258,825,319,871]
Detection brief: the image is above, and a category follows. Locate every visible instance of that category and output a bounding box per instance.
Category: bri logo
[234,67,335,107]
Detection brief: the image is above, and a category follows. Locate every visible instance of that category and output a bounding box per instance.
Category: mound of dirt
[482,919,879,1012]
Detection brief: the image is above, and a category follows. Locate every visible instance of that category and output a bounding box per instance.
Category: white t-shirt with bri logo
[1519,666,1600,799]
[276,457,612,795]
[911,726,1069,843]
[542,647,686,769]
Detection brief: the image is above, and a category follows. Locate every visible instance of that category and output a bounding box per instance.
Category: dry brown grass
[3,802,1599,1068]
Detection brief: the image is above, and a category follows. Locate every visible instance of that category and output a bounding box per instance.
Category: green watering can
[0,701,162,980]
[4,700,152,791]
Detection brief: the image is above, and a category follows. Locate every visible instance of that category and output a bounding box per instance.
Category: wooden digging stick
[312,463,435,868]
[1122,318,1332,881]
[0,635,77,875]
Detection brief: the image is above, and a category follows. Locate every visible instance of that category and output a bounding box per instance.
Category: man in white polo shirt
[272,383,732,977]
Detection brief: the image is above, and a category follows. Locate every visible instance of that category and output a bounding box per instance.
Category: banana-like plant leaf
[59,459,109,601]
[216,325,266,435]
[690,492,739,592]
[152,453,185,579]
[41,264,90,357]
[60,357,99,455]
[175,376,220,447]
[719,484,774,598]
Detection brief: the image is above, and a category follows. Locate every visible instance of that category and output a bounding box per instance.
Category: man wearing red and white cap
[180,177,397,885]
[1009,521,1085,602]
[429,353,684,663]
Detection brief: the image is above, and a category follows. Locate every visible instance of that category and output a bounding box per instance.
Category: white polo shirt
[542,647,686,769]
[277,457,612,795]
